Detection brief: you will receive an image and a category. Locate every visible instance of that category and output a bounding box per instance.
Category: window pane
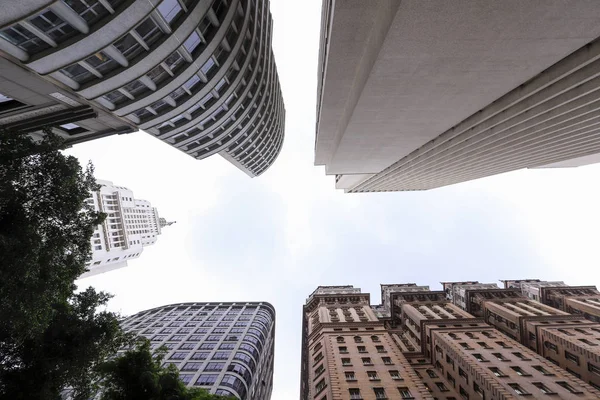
[61,63,93,83]
[29,10,77,43]
[0,25,51,53]
[114,33,144,60]
[85,51,118,75]
[64,0,110,25]
[184,32,201,53]
[157,0,182,23]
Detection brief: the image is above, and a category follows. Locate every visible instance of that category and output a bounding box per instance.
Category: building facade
[314,1,600,191]
[81,179,173,278]
[122,301,275,399]
[0,0,285,177]
[301,282,600,400]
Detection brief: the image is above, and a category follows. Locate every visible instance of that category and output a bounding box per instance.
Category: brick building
[301,281,600,400]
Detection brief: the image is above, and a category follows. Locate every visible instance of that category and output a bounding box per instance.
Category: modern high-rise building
[81,179,173,278]
[301,281,600,400]
[121,301,275,399]
[0,0,285,177]
[314,1,600,191]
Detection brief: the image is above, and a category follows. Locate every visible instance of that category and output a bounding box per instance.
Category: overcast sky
[65,0,600,398]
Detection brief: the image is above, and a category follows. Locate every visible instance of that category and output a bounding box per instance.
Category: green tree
[96,340,233,400]
[0,288,132,399]
[0,130,104,339]
[0,130,129,398]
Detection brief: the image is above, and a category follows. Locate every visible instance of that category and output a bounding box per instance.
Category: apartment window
[195,374,217,386]
[354,336,363,343]
[357,346,366,353]
[436,382,449,392]
[349,388,362,400]
[496,341,511,349]
[510,366,529,376]
[566,367,581,378]
[460,342,474,350]
[376,345,386,353]
[398,387,413,399]
[339,346,348,354]
[512,352,530,361]
[579,338,597,346]
[458,367,468,383]
[557,381,582,394]
[114,33,145,61]
[533,382,555,394]
[382,357,393,365]
[565,351,580,365]
[532,365,553,375]
[371,335,380,342]
[478,342,492,349]
[389,370,401,380]
[345,371,356,381]
[373,388,387,399]
[0,25,51,53]
[489,367,506,377]
[447,372,455,386]
[157,0,182,23]
[314,364,325,378]
[61,63,94,84]
[204,362,224,371]
[362,357,373,366]
[474,383,484,397]
[182,362,202,371]
[492,353,507,361]
[544,341,558,352]
[179,343,195,350]
[367,371,379,381]
[29,10,76,43]
[426,369,437,378]
[169,352,187,360]
[314,352,323,363]
[509,383,529,395]
[336,336,345,343]
[191,352,209,360]
[459,386,469,399]
[315,378,326,394]
[588,362,600,375]
[184,31,201,53]
[473,354,486,362]
[341,358,352,366]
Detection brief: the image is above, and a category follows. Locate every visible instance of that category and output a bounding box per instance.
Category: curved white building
[122,301,275,399]
[0,0,285,177]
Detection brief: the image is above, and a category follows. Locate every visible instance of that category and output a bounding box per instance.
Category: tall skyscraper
[0,0,285,177]
[81,180,173,278]
[301,281,600,400]
[314,1,600,191]
[122,301,275,399]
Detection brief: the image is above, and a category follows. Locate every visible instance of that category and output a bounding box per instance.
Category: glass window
[204,362,225,372]
[200,57,215,75]
[114,33,144,61]
[184,75,201,91]
[147,65,169,86]
[194,374,217,386]
[191,352,209,360]
[165,50,185,71]
[182,362,202,371]
[123,79,148,97]
[29,10,76,43]
[64,0,110,25]
[84,51,118,75]
[184,32,201,53]
[135,17,163,47]
[0,25,50,53]
[61,63,94,84]
[157,0,183,23]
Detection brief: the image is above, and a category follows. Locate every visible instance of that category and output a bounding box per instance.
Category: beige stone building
[301,281,600,399]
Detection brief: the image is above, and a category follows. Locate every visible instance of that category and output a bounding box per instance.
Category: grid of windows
[121,302,274,399]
